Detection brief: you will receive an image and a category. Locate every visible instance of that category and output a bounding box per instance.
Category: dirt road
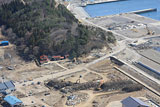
[86,40,126,66]
[77,90,119,107]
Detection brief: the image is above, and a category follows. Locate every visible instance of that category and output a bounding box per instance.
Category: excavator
[97,80,104,90]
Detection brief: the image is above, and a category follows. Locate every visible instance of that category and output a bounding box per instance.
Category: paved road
[86,40,126,66]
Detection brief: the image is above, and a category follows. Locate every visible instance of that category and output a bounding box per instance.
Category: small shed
[0,41,9,46]
[4,96,23,107]
[121,96,149,107]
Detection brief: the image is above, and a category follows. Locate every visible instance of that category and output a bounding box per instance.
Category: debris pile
[46,79,99,93]
[107,23,145,31]
[122,84,143,92]
[47,79,143,94]
[63,81,99,93]
[47,79,143,93]
[101,80,143,92]
[136,42,152,49]
[92,100,99,107]
[47,79,73,90]
[66,93,89,106]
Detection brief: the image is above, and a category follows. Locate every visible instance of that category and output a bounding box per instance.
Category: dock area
[81,0,121,6]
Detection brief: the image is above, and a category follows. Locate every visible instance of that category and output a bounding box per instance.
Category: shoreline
[67,4,91,19]
[67,0,160,22]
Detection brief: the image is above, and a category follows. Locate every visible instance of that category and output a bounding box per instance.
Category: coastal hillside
[0,0,115,60]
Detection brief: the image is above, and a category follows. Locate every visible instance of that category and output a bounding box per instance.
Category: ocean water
[84,0,160,20]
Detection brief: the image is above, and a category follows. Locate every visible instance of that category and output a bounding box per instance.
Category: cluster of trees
[0,0,116,60]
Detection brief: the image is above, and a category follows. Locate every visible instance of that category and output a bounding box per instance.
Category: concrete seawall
[128,8,157,14]
[82,0,128,7]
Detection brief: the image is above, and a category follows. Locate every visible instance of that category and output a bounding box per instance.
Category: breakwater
[82,0,127,7]
[128,8,157,14]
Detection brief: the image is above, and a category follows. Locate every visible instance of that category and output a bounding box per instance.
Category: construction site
[0,33,160,107]
[0,0,160,107]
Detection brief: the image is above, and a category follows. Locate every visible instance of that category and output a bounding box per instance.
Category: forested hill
[0,0,116,60]
[0,0,13,5]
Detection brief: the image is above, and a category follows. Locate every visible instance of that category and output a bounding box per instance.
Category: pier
[128,8,157,14]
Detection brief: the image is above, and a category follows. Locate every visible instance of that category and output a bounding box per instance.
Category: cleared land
[89,14,160,39]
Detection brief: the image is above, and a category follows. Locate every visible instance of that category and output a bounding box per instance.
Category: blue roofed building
[0,81,15,95]
[121,96,149,107]
[4,96,23,107]
[0,41,9,46]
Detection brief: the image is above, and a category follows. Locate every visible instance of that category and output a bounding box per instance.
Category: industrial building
[121,96,149,107]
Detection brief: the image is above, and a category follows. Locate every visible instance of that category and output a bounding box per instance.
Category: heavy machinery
[97,80,104,90]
